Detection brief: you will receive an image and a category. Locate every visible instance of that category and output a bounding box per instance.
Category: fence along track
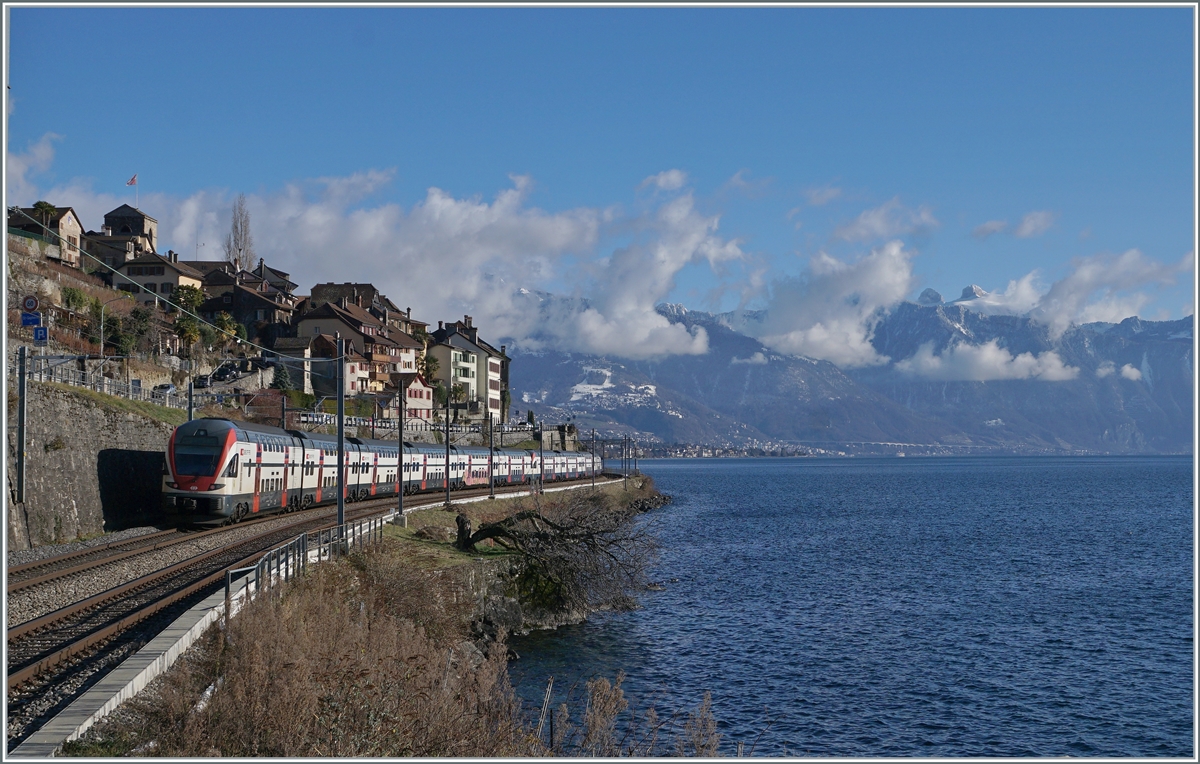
[6,490,416,595]
[7,476,604,692]
[5,503,389,692]
[10,477,614,753]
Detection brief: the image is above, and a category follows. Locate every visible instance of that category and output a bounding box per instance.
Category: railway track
[5,477,608,749]
[5,478,555,595]
[7,477,590,690]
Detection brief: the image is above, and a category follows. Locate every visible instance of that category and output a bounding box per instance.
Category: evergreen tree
[270,363,294,391]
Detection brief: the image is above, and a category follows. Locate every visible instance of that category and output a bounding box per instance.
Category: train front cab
[162,418,241,523]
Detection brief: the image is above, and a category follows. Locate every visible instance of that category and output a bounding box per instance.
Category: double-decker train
[162,418,601,524]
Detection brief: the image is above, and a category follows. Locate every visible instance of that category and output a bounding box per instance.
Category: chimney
[438,321,443,330]
[340,297,348,310]
[501,345,506,356]
[407,307,412,319]
[464,315,472,328]
[102,225,112,236]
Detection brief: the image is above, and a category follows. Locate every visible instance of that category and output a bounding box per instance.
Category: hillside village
[8,202,514,432]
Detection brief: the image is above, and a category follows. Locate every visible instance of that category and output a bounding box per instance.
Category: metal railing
[14,356,195,410]
[293,412,534,436]
[224,514,389,611]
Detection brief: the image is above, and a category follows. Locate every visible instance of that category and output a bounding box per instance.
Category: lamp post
[444,381,451,507]
[397,383,406,524]
[336,335,345,529]
[538,415,545,495]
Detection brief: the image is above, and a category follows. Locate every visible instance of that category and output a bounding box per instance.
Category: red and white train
[162,418,601,524]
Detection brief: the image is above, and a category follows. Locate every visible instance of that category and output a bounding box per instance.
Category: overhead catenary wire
[7,205,350,365]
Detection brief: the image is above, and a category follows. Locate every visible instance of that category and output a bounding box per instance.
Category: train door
[252,442,262,513]
[316,448,326,504]
[370,450,379,496]
[282,443,290,509]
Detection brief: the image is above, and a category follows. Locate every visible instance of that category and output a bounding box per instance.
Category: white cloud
[1095,361,1115,378]
[731,352,768,365]
[1029,249,1194,336]
[972,220,1008,239]
[1119,363,1142,381]
[19,148,754,360]
[948,250,1194,337]
[6,133,60,204]
[834,197,938,242]
[639,169,688,191]
[1014,210,1057,238]
[954,272,1044,316]
[895,340,1079,382]
[804,185,841,206]
[753,240,915,367]
[523,191,743,359]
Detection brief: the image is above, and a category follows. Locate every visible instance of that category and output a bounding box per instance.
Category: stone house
[267,336,314,395]
[84,205,159,270]
[310,333,370,398]
[397,373,435,421]
[294,299,422,392]
[430,315,508,422]
[251,259,298,295]
[8,205,84,268]
[111,251,204,307]
[307,282,426,338]
[196,281,297,346]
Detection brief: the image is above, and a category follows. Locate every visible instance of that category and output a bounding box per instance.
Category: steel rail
[6,475,606,691]
[6,529,181,579]
[5,503,394,690]
[6,494,398,594]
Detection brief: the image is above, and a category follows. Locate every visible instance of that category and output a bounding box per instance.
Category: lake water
[508,456,1194,757]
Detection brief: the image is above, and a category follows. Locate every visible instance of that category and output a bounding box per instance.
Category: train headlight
[167,482,178,489]
[207,483,225,491]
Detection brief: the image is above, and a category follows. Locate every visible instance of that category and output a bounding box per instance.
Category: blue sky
[6,6,1195,365]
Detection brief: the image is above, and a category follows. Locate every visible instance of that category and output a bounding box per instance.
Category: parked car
[212,366,237,382]
[194,375,211,389]
[152,383,177,399]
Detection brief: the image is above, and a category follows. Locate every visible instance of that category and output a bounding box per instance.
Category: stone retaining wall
[6,382,174,551]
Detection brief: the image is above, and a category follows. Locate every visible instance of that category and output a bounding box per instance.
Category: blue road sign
[33,327,48,346]
[21,312,41,326]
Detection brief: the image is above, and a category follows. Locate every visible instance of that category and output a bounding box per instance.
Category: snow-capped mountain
[503,299,1193,454]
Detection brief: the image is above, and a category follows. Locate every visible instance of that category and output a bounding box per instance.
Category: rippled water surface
[509,456,1193,757]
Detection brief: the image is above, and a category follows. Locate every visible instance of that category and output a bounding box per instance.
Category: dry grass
[62,477,727,758]
[68,549,536,757]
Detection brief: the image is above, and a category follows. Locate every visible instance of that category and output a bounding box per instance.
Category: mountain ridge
[502,301,1193,454]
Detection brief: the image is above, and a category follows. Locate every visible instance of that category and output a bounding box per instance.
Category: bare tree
[223,193,254,271]
[454,486,660,614]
